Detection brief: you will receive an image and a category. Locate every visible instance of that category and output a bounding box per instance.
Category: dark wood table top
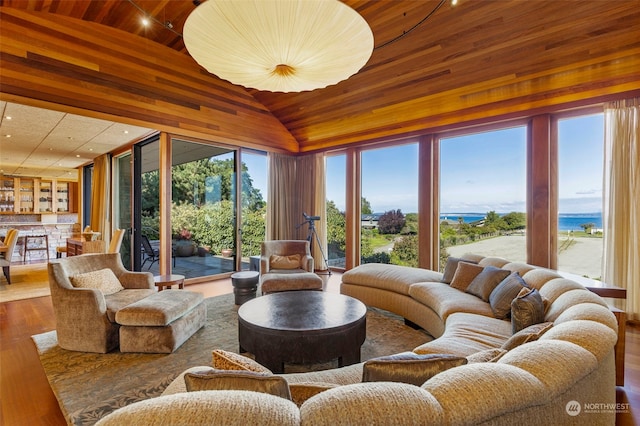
[238,291,366,333]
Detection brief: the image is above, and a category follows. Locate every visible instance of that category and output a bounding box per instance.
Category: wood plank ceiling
[1,0,639,153]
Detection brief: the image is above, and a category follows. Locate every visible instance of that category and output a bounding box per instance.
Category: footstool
[260,272,323,294]
[115,290,206,353]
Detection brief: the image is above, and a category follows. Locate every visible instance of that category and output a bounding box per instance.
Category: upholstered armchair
[260,240,314,276]
[48,253,155,353]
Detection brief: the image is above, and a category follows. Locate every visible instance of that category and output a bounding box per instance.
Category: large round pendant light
[183,0,374,93]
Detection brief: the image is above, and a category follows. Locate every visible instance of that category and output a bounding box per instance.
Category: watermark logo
[566,400,581,416]
[565,399,630,416]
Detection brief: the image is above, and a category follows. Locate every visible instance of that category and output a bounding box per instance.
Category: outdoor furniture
[238,291,367,373]
[141,235,159,270]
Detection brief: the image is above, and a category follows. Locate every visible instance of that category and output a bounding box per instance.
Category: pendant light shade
[183,0,374,93]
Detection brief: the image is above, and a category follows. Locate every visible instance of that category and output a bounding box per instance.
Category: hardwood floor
[0,270,637,425]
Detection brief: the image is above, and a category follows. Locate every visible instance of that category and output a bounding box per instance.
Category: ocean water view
[440,213,602,231]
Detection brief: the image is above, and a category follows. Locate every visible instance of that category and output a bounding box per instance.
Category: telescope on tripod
[297,212,331,275]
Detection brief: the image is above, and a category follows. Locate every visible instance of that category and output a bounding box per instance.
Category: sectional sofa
[96,254,618,425]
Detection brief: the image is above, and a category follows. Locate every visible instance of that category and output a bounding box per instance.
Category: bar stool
[23,234,50,262]
[56,246,67,258]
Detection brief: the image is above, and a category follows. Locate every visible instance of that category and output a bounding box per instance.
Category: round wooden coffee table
[238,291,367,373]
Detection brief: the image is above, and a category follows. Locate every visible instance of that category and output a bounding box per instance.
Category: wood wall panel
[0,7,298,152]
[0,2,639,154]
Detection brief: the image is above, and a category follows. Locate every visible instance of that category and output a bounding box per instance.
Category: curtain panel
[603,98,640,322]
[266,152,328,271]
[89,154,112,244]
[266,153,298,240]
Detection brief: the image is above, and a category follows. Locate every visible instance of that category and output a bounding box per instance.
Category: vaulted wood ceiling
[1,0,639,157]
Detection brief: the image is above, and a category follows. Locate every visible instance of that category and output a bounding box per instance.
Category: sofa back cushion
[184,368,291,400]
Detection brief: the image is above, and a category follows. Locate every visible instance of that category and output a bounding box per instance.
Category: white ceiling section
[0,101,154,180]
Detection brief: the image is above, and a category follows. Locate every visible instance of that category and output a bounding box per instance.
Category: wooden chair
[108,229,126,254]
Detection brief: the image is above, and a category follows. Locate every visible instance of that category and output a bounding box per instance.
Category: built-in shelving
[0,175,77,214]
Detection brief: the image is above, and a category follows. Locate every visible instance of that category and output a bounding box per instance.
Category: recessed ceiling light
[123,130,129,134]
[142,17,150,26]
[4,135,10,138]
[5,116,11,120]
[89,148,93,151]
[76,154,80,158]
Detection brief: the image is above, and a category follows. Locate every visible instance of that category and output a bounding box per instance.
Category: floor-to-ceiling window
[557,113,604,279]
[360,143,419,266]
[170,139,237,278]
[439,127,527,269]
[113,153,132,268]
[239,150,268,264]
[326,153,347,268]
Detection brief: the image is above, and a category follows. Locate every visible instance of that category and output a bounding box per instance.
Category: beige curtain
[602,98,640,322]
[89,154,111,244]
[266,153,298,240]
[296,153,328,270]
[266,152,328,270]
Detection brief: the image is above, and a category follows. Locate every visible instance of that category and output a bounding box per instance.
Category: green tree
[392,235,418,267]
[580,222,596,233]
[502,211,526,230]
[403,213,418,234]
[326,200,346,258]
[361,197,373,214]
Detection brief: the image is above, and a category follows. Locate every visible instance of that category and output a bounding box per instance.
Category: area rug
[33,293,431,425]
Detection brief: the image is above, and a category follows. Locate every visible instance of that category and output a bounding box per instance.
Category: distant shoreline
[439,212,602,232]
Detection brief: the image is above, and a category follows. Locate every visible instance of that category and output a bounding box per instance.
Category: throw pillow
[362,352,467,386]
[465,266,511,302]
[489,272,528,319]
[441,257,476,284]
[270,254,301,270]
[69,268,124,295]
[466,348,508,364]
[212,349,272,374]
[449,261,485,292]
[289,382,338,407]
[511,287,546,334]
[184,368,291,400]
[502,322,554,351]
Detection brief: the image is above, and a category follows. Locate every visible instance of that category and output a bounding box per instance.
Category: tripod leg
[311,228,331,275]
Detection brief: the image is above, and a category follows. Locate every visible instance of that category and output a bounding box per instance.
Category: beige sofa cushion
[423,363,546,425]
[103,289,156,322]
[498,340,598,395]
[95,391,300,426]
[342,263,443,296]
[409,283,495,322]
[301,382,445,424]
[544,289,608,322]
[540,319,618,362]
[414,312,511,356]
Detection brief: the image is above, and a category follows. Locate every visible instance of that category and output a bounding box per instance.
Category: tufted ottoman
[115,290,206,353]
[261,272,323,294]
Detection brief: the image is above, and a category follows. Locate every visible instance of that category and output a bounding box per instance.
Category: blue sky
[246,113,604,215]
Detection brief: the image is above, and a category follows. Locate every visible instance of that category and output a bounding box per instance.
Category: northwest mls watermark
[566,400,630,416]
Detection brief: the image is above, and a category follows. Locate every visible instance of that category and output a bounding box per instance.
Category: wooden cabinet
[0,175,78,214]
